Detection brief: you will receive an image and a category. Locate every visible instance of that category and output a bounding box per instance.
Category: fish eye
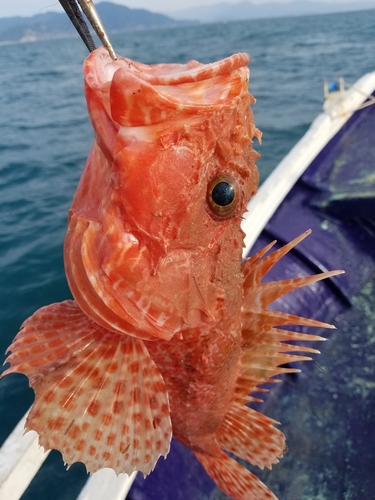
[207,175,237,217]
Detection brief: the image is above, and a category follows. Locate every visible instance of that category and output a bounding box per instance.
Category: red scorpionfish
[4,48,342,500]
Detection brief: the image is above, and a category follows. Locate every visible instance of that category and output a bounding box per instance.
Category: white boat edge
[242,70,375,257]
[0,410,137,500]
[1,71,375,500]
[0,413,50,500]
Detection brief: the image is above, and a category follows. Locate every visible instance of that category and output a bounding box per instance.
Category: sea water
[0,8,374,499]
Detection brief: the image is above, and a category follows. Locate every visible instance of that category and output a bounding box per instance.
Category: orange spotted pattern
[195,449,278,500]
[5,301,171,475]
[216,403,285,470]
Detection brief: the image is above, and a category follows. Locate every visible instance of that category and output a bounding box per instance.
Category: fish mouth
[83,47,251,130]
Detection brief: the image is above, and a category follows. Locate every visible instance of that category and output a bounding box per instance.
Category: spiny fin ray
[242,310,335,331]
[238,231,342,402]
[243,230,312,288]
[246,269,344,308]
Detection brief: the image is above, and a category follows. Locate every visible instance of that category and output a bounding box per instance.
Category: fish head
[65,47,260,340]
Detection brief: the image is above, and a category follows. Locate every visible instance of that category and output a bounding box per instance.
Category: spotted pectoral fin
[4,300,172,476]
[195,448,278,500]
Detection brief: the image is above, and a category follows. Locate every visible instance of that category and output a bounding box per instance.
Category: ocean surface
[0,8,374,500]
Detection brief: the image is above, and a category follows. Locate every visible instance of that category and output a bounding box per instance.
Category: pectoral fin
[4,300,172,476]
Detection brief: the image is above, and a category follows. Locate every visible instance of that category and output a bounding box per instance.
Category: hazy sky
[0,0,366,18]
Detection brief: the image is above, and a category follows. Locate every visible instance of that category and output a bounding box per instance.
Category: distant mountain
[170,0,375,23]
[1,1,374,44]
[0,2,183,44]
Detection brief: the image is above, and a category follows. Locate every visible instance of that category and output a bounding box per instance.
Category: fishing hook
[58,0,117,60]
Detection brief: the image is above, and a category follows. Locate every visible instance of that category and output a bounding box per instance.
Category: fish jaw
[64,48,260,340]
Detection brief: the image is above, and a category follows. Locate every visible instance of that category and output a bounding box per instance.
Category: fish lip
[85,47,250,87]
